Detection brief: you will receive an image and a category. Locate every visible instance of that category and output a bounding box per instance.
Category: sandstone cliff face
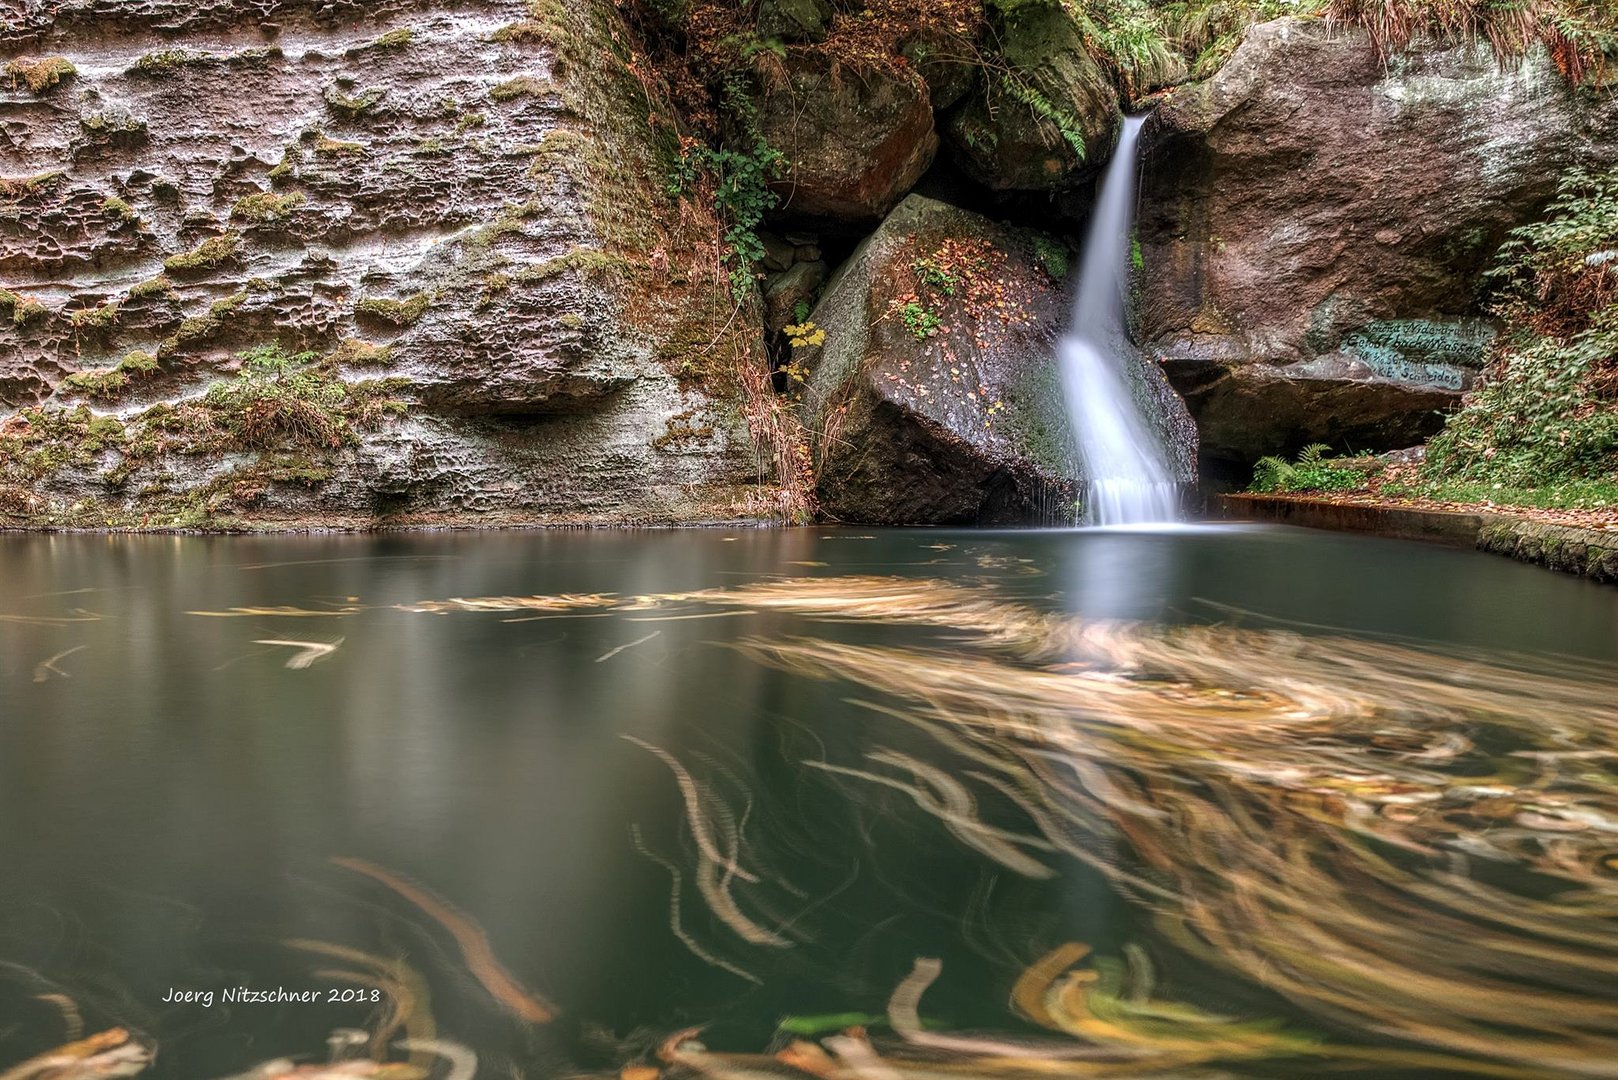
[1139,18,1618,465]
[1,0,772,527]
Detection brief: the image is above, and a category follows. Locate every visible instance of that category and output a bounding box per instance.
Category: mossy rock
[757,0,830,42]
[801,195,1085,523]
[943,0,1120,191]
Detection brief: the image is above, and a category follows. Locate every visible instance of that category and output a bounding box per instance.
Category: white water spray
[1060,116,1180,525]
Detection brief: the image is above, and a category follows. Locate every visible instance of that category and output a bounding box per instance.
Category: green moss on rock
[0,288,48,326]
[354,292,431,326]
[517,247,629,283]
[328,338,394,366]
[164,233,240,274]
[67,301,120,331]
[127,275,175,301]
[491,75,555,101]
[231,190,306,224]
[131,49,211,76]
[372,28,414,49]
[6,56,76,94]
[159,291,247,356]
[101,196,140,223]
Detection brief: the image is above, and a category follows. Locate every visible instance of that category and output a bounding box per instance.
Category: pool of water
[1,526,1615,1078]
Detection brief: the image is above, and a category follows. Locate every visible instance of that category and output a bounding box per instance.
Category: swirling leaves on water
[395,575,1618,1075]
[186,605,362,618]
[0,1028,152,1080]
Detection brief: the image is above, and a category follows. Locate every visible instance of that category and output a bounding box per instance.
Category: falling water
[1059,115,1180,525]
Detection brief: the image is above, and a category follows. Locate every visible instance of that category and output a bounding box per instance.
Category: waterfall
[1059,115,1181,526]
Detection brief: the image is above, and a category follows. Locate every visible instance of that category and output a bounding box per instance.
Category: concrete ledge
[1213,494,1618,584]
[1211,494,1486,548]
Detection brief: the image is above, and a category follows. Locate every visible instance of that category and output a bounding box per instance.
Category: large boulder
[799,194,1189,525]
[943,0,1119,192]
[757,0,831,43]
[0,0,775,527]
[1139,17,1618,464]
[753,54,938,222]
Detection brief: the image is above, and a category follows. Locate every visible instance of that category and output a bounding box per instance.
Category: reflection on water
[1,528,1616,1079]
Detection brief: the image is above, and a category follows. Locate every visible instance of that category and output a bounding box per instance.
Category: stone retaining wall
[1214,494,1618,585]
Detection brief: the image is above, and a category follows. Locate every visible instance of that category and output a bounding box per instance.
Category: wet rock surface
[1139,18,1618,465]
[1,0,768,526]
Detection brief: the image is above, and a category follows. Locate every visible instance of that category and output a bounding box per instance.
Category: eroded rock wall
[1,0,773,527]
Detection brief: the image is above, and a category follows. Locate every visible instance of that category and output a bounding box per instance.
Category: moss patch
[131,48,213,76]
[65,349,162,399]
[517,247,630,283]
[6,56,76,93]
[67,301,121,332]
[354,292,432,327]
[231,190,306,225]
[371,28,414,49]
[313,135,366,155]
[490,20,557,44]
[201,343,408,450]
[101,196,140,224]
[164,233,241,274]
[0,406,127,483]
[159,291,247,356]
[0,171,65,200]
[491,75,556,101]
[127,275,175,301]
[0,288,48,326]
[328,338,394,366]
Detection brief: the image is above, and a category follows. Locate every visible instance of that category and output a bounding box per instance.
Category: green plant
[999,75,1087,160]
[914,256,960,295]
[1426,167,1618,486]
[899,302,943,341]
[664,74,784,303]
[1034,234,1073,281]
[784,321,827,348]
[1249,443,1367,493]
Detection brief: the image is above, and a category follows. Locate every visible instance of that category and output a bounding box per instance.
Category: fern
[1296,442,1333,467]
[1249,455,1294,493]
[1249,445,1365,494]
